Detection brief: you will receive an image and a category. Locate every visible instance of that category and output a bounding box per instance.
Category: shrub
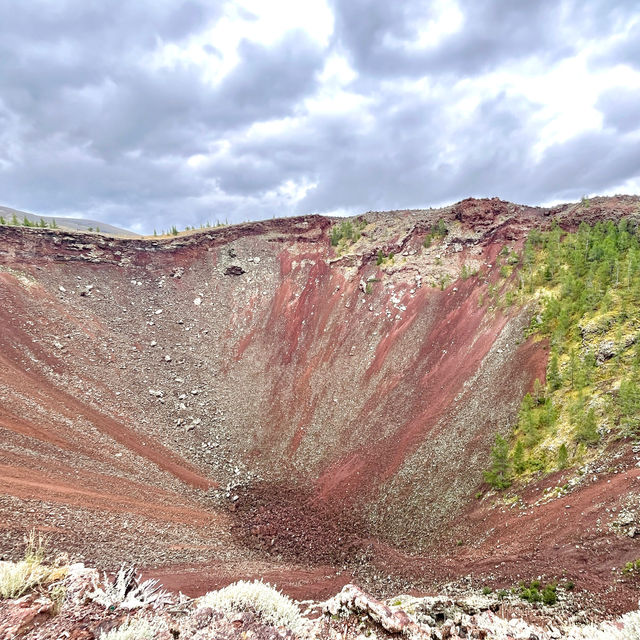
[517,580,557,606]
[89,565,170,610]
[423,219,448,247]
[100,617,168,640]
[542,582,557,605]
[0,530,67,599]
[376,250,394,266]
[199,580,306,635]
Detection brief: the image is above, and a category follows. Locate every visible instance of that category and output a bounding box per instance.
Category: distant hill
[0,205,140,238]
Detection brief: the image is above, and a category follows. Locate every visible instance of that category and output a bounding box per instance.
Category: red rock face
[1,196,639,608]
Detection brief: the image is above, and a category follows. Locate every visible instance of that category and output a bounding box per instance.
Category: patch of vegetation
[0,530,67,600]
[518,580,557,605]
[101,617,169,640]
[376,249,395,266]
[423,218,448,248]
[622,559,640,575]
[460,263,479,280]
[365,278,380,294]
[486,218,640,487]
[0,215,59,229]
[438,273,451,290]
[483,434,511,489]
[199,580,307,635]
[330,218,367,251]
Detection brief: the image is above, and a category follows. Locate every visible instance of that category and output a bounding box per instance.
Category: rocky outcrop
[1,568,639,640]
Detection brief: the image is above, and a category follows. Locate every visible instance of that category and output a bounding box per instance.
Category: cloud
[329,0,576,79]
[0,0,638,232]
[597,87,640,134]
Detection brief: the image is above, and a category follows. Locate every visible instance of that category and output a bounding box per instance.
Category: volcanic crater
[1,196,640,611]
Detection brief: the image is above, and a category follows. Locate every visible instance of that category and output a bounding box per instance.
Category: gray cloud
[0,0,638,233]
[329,0,606,80]
[597,87,640,134]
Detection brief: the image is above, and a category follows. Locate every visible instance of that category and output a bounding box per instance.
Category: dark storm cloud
[0,0,638,232]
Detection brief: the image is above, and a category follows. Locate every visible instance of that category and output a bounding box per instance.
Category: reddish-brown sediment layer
[1,195,639,612]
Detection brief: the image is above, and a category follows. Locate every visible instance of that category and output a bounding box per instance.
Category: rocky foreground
[1,561,639,640]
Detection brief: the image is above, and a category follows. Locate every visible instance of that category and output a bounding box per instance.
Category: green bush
[517,580,557,605]
[330,218,366,248]
[423,218,448,247]
[542,583,557,605]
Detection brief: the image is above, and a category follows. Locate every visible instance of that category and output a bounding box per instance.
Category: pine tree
[483,434,511,489]
[512,441,526,474]
[533,378,544,404]
[557,443,568,469]
[576,408,599,446]
[547,351,561,391]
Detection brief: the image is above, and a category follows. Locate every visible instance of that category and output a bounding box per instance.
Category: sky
[0,1,639,234]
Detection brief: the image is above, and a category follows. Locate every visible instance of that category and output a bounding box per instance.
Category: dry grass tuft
[0,530,67,600]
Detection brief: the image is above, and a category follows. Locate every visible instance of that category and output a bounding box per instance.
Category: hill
[0,204,140,238]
